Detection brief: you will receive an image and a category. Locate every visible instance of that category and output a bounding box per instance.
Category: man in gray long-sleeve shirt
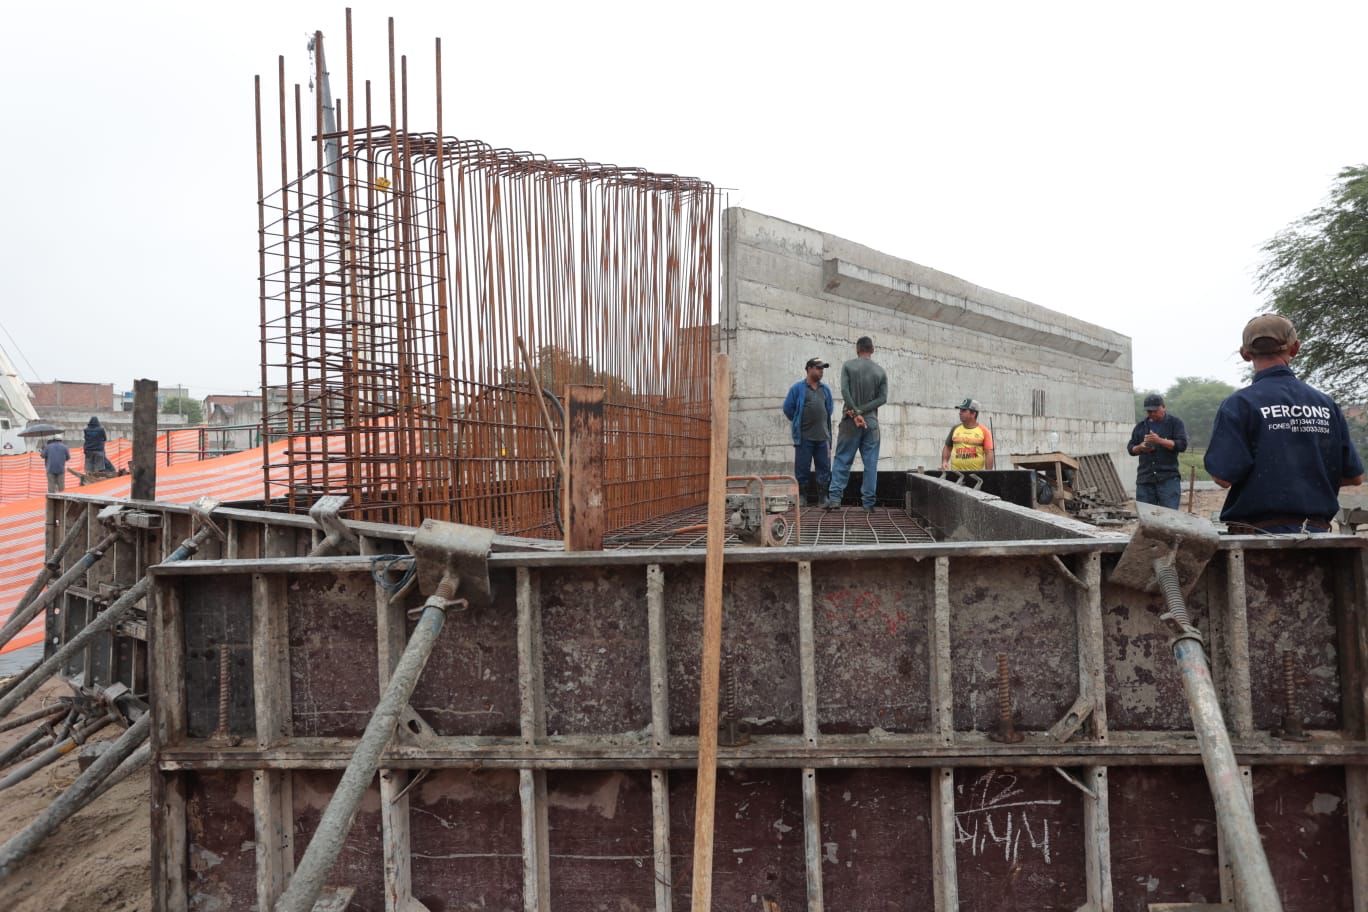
[825,336,888,511]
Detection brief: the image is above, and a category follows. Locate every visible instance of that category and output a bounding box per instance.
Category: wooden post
[1187,465,1198,513]
[563,385,605,551]
[690,353,730,912]
[132,378,159,501]
[929,556,959,911]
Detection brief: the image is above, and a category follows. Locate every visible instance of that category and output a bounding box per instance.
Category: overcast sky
[2,1,1364,400]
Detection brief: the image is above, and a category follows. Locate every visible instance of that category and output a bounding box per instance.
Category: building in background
[722,208,1134,485]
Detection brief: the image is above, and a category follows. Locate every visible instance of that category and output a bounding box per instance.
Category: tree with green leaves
[1258,164,1368,400]
[162,395,203,425]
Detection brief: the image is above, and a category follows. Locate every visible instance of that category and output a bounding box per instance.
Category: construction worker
[1128,394,1188,508]
[781,357,834,506]
[1205,314,1364,533]
[825,336,888,511]
[941,398,994,471]
[83,416,114,474]
[41,436,70,493]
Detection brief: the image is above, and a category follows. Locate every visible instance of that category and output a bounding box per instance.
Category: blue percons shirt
[1204,366,1365,524]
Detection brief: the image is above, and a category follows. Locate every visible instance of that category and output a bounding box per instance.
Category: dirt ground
[0,678,149,912]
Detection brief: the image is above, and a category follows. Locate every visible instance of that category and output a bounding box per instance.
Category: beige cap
[1242,314,1297,355]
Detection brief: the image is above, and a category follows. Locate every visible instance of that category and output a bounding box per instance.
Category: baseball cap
[955,397,982,412]
[1242,314,1297,355]
[805,357,829,369]
[1143,394,1164,410]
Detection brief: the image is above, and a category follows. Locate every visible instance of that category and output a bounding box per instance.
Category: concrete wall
[722,208,1135,487]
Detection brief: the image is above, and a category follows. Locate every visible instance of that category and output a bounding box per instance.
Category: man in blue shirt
[1128,393,1188,508]
[41,436,70,493]
[1205,314,1364,533]
[781,357,834,505]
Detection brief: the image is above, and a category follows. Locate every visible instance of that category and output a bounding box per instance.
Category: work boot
[823,500,841,510]
[861,504,875,513]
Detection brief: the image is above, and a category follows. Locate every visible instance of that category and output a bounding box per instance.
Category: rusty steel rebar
[1275,651,1309,741]
[256,16,719,535]
[989,652,1024,744]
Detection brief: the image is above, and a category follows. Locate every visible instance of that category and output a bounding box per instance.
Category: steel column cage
[256,14,718,533]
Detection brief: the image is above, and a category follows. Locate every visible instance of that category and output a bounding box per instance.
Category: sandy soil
[0,678,150,912]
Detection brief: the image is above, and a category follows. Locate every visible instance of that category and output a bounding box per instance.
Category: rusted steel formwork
[255,16,717,535]
[36,480,1368,911]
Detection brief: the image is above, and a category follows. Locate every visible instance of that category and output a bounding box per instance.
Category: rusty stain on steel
[255,19,719,534]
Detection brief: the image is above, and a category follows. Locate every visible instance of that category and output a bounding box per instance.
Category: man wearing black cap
[1204,314,1364,533]
[1128,393,1188,508]
[782,357,835,505]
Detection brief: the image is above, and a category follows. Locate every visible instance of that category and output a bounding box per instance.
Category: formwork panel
[1102,578,1211,731]
[952,767,1087,911]
[813,560,932,734]
[951,558,1079,732]
[1108,766,1221,910]
[668,564,804,737]
[185,771,257,909]
[408,567,521,736]
[818,768,935,911]
[289,573,380,738]
[546,770,656,910]
[541,567,652,735]
[181,575,256,739]
[1253,766,1353,912]
[292,772,386,912]
[1245,551,1344,731]
[408,769,524,910]
[668,768,808,910]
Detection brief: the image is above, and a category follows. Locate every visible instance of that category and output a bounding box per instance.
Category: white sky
[2,1,1364,400]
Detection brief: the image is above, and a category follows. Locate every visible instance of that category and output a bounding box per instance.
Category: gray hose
[0,713,150,880]
[274,588,455,912]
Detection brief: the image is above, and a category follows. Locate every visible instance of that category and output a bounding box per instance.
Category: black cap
[1143,394,1164,409]
[805,358,829,369]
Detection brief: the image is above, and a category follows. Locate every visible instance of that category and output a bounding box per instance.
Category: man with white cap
[1205,314,1364,533]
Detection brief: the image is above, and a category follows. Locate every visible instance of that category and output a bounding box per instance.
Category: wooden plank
[797,561,819,746]
[1223,549,1254,737]
[251,571,294,908]
[1348,766,1367,912]
[690,353,730,912]
[379,769,418,912]
[802,768,825,912]
[150,580,186,749]
[930,768,959,912]
[132,378,158,501]
[564,384,605,551]
[1340,550,1368,737]
[253,768,294,910]
[931,557,952,744]
[647,564,673,912]
[150,768,188,912]
[1078,554,1113,911]
[516,567,551,912]
[1084,766,1114,912]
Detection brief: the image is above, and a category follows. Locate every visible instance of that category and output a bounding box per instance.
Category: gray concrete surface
[722,208,1135,487]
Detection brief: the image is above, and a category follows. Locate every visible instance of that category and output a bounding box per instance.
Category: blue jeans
[794,439,831,501]
[1136,476,1181,509]
[828,422,880,507]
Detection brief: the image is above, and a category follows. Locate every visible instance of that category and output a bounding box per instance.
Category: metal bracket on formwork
[308,495,360,557]
[187,497,225,544]
[1109,502,1218,598]
[1048,693,1095,743]
[410,519,496,609]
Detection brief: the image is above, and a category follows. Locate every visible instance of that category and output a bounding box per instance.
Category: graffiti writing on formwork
[954,770,1060,865]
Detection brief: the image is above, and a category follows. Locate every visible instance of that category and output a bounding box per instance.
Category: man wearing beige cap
[1204,314,1364,533]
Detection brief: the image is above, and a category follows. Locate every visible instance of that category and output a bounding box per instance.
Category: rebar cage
[256,15,718,534]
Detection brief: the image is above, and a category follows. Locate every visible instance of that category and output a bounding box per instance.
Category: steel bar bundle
[257,12,718,534]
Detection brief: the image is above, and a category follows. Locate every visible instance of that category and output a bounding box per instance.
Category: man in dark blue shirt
[782,357,835,505]
[1205,315,1364,533]
[1128,393,1188,508]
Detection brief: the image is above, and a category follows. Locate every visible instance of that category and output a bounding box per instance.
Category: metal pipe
[10,518,87,629]
[0,703,68,735]
[0,720,59,771]
[273,579,459,912]
[0,713,114,792]
[0,713,150,880]
[0,524,218,721]
[0,532,120,653]
[1155,561,1282,912]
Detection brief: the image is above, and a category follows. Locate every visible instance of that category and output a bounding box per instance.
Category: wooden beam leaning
[647,563,673,912]
[517,567,551,912]
[929,556,959,911]
[797,561,824,910]
[1079,552,1114,912]
[252,568,295,910]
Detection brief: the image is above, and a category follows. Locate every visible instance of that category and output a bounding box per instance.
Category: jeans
[794,439,831,503]
[828,422,880,507]
[1135,476,1181,509]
